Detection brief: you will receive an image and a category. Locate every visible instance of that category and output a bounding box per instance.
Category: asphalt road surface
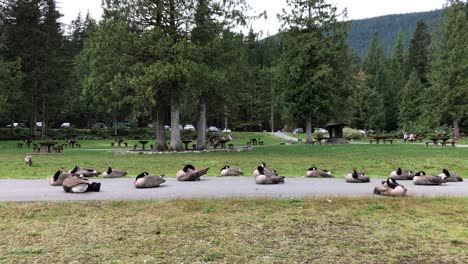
[0,177,466,202]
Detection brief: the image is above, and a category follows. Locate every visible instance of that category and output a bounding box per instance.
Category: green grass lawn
[0,132,467,179]
[0,198,466,263]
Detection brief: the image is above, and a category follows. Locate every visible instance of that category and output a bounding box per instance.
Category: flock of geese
[40,158,463,197]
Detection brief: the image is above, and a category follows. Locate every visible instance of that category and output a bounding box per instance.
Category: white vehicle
[207,126,219,132]
[60,122,71,128]
[5,122,25,128]
[183,124,195,131]
[222,128,231,133]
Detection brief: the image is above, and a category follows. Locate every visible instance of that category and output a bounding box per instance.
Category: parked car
[112,122,132,128]
[293,128,304,133]
[36,122,43,128]
[222,128,231,133]
[92,122,108,129]
[183,124,196,131]
[60,122,71,128]
[5,122,25,128]
[207,126,219,133]
[314,128,329,138]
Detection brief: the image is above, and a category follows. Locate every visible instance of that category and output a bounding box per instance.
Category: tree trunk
[113,112,118,136]
[306,114,313,144]
[169,93,183,151]
[196,99,207,150]
[42,98,48,140]
[453,119,460,138]
[270,78,274,132]
[156,101,167,151]
[224,105,228,131]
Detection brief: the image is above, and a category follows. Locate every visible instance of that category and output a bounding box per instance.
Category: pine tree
[408,21,431,85]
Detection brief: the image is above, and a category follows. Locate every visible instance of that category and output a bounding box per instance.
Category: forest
[0,0,467,148]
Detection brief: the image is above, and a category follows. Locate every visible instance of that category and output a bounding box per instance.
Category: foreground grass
[0,198,466,263]
[0,132,467,179]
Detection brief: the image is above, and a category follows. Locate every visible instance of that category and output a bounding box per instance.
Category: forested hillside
[348,9,444,57]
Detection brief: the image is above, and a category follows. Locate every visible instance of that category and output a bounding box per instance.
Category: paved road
[0,177,466,202]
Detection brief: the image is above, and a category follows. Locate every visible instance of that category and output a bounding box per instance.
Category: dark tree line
[0,0,466,145]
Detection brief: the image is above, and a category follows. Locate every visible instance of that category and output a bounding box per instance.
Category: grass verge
[0,198,466,263]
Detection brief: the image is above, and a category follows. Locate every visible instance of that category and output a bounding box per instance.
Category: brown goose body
[345,170,370,183]
[134,172,166,188]
[306,167,334,178]
[389,168,413,180]
[24,155,32,166]
[176,165,209,181]
[438,169,463,182]
[102,167,127,178]
[49,170,73,186]
[220,166,243,176]
[69,166,100,177]
[374,178,407,197]
[255,166,285,184]
[413,171,446,185]
[62,176,101,193]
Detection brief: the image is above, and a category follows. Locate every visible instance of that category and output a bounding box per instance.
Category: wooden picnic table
[139,140,149,151]
[182,140,192,150]
[40,141,58,153]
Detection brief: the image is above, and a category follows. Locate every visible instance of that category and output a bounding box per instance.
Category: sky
[59,0,447,35]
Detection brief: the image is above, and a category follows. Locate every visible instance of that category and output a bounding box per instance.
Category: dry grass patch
[0,198,467,263]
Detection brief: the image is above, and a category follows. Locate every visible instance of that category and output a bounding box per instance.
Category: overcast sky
[59,0,447,35]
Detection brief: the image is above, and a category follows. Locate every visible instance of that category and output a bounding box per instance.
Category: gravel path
[0,177,466,202]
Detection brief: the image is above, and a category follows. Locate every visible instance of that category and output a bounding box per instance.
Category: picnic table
[250,138,260,145]
[139,140,149,151]
[24,139,34,148]
[182,139,193,150]
[369,136,393,144]
[40,141,58,153]
[68,140,77,148]
[115,138,124,147]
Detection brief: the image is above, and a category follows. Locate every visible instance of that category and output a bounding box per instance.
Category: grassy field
[0,132,467,179]
[0,198,466,263]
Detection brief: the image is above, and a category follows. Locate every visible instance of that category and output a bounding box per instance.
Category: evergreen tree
[408,21,431,84]
[277,0,351,143]
[398,71,424,130]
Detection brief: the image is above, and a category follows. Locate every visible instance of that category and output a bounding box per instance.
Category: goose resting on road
[176,165,209,181]
[102,167,127,178]
[345,170,370,183]
[62,175,101,193]
[134,172,166,188]
[253,162,278,177]
[413,171,446,185]
[69,166,100,177]
[306,167,334,177]
[255,166,285,184]
[438,169,463,182]
[49,170,74,186]
[220,166,243,176]
[374,177,407,197]
[389,168,413,180]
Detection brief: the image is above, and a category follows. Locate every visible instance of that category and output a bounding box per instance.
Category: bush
[343,127,366,140]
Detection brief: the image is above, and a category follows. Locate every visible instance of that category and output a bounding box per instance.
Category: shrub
[343,127,365,140]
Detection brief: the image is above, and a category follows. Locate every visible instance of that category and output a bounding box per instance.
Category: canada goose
[255,166,285,184]
[24,155,32,166]
[374,177,407,197]
[306,167,334,177]
[176,164,209,181]
[389,168,413,180]
[62,175,101,193]
[49,170,74,186]
[134,172,166,188]
[413,171,446,185]
[220,166,243,176]
[69,166,100,177]
[438,169,463,182]
[253,162,278,176]
[102,167,127,178]
[345,170,370,183]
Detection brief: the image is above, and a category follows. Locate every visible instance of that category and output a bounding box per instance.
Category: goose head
[220,166,230,172]
[415,171,426,176]
[387,177,399,189]
[106,167,112,174]
[135,172,149,182]
[260,162,267,168]
[396,168,402,175]
[183,164,195,172]
[70,166,80,174]
[442,169,450,178]
[308,166,318,171]
[352,170,359,179]
[256,166,265,175]
[53,170,62,181]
